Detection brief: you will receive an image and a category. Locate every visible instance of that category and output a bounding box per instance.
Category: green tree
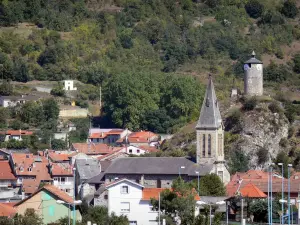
[0,80,13,96]
[199,174,226,196]
[151,177,197,224]
[51,82,66,97]
[281,0,298,18]
[13,208,43,225]
[51,139,67,150]
[229,149,250,173]
[42,98,59,121]
[245,0,264,18]
[81,206,128,225]
[293,53,300,73]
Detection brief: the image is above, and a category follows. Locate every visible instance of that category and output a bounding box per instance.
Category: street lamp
[278,162,284,225]
[268,163,275,225]
[195,171,200,194]
[196,200,225,225]
[73,167,76,225]
[56,200,82,225]
[179,166,185,177]
[288,164,292,225]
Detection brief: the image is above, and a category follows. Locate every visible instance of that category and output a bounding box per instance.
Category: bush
[257,147,269,165]
[245,0,264,18]
[225,109,242,132]
[50,82,65,97]
[281,0,298,18]
[261,10,285,25]
[243,97,257,111]
[293,53,300,73]
[268,101,282,113]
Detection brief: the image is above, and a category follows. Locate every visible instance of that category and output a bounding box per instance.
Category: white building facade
[53,176,74,196]
[106,179,159,225]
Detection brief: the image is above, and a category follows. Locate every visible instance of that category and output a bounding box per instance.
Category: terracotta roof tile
[142,188,200,201]
[240,183,267,198]
[6,130,33,136]
[48,152,70,162]
[89,129,124,139]
[0,203,16,218]
[51,163,73,176]
[0,161,16,180]
[117,131,158,143]
[22,179,41,194]
[72,143,120,155]
[138,145,159,153]
[16,184,74,206]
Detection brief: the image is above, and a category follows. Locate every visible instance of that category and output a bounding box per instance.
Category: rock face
[236,103,289,169]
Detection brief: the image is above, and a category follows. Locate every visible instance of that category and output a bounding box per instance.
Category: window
[65,189,70,193]
[129,221,137,225]
[218,134,223,156]
[217,171,223,182]
[202,134,205,157]
[121,185,129,194]
[121,202,130,212]
[208,134,211,157]
[104,194,108,200]
[137,150,140,153]
[54,178,58,181]
[61,177,66,184]
[157,179,161,188]
[129,149,132,153]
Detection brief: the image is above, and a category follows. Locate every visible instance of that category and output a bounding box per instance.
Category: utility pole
[158,192,161,225]
[99,85,102,112]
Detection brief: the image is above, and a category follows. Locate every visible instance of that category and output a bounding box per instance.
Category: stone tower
[244,51,263,96]
[196,76,230,183]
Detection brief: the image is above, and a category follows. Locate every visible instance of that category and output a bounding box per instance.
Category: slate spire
[196,75,222,129]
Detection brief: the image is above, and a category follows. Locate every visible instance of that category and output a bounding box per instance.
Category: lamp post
[270,163,275,225]
[278,162,284,224]
[288,164,292,225]
[195,171,200,194]
[196,200,225,225]
[179,166,185,177]
[73,167,76,225]
[56,200,82,225]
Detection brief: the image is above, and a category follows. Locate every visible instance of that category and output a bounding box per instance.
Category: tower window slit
[208,134,211,157]
[202,134,205,157]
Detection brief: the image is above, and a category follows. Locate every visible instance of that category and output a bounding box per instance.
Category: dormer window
[28,167,32,172]
[19,167,24,172]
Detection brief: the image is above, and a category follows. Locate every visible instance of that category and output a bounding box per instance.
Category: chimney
[32,162,35,168]
[21,191,25,200]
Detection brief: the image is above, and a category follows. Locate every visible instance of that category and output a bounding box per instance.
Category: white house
[0,95,40,108]
[63,80,77,91]
[121,145,158,156]
[106,179,201,225]
[106,179,159,225]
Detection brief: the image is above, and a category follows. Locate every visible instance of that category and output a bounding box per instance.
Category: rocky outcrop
[233,103,289,169]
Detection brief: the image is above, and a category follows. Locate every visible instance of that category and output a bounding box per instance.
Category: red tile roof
[11,153,50,178]
[138,145,159,153]
[142,188,200,201]
[226,170,300,196]
[0,161,16,180]
[6,130,33,136]
[240,183,267,198]
[0,203,16,218]
[50,163,73,176]
[48,151,70,162]
[89,129,124,139]
[16,184,74,206]
[72,143,121,155]
[22,179,41,194]
[117,131,158,143]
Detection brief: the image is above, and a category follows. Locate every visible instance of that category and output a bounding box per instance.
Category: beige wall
[16,191,43,218]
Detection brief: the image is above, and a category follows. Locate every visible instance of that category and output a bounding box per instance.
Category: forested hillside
[1,0,300,134]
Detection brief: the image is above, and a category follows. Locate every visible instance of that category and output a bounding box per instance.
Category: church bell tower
[196,75,229,183]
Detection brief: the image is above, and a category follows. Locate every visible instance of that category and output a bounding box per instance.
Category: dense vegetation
[0,0,299,133]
